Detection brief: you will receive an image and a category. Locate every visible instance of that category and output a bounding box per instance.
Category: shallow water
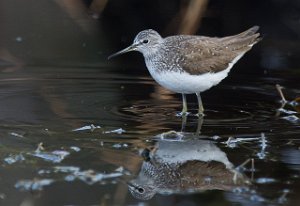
[0,65,300,206]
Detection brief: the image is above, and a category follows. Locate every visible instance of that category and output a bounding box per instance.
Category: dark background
[1,0,300,74]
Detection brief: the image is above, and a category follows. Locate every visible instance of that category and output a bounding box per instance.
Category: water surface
[0,65,300,206]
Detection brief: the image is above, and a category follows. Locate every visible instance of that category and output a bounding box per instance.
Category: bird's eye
[137,187,145,194]
[142,39,149,44]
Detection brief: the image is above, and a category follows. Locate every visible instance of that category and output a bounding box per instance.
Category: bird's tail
[222,26,262,51]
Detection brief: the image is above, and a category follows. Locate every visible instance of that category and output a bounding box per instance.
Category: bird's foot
[195,112,205,117]
[176,111,190,117]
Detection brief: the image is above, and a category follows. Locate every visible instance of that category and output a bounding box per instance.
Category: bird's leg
[181,114,187,132]
[195,116,204,135]
[180,93,188,116]
[196,92,204,116]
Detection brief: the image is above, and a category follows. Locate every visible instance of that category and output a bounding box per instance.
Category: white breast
[145,53,245,94]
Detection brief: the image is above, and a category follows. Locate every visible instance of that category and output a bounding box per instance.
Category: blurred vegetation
[0,0,300,71]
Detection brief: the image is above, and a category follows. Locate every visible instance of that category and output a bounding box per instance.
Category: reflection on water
[0,66,299,206]
[128,132,250,200]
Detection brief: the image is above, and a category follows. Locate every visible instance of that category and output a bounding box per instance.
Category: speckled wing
[176,27,261,75]
[177,37,235,75]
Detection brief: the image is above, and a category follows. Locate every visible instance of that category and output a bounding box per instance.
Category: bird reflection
[128,133,250,200]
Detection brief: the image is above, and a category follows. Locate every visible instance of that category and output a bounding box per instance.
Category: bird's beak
[108,44,137,60]
[127,182,135,190]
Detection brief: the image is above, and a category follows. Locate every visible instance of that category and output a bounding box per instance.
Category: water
[0,65,299,206]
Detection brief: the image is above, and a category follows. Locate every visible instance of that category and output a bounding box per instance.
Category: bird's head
[108,29,163,59]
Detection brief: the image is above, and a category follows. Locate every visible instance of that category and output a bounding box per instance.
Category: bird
[127,138,249,200]
[108,26,261,116]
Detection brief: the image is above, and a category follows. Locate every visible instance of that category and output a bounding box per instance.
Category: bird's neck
[143,48,159,62]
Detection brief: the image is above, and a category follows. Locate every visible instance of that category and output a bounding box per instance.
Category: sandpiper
[108,26,261,115]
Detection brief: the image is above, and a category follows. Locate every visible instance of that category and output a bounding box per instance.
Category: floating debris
[104,128,125,134]
[257,133,268,159]
[281,115,299,123]
[30,150,70,163]
[15,179,54,191]
[54,166,79,173]
[4,154,25,165]
[28,143,70,163]
[72,124,101,132]
[276,84,300,115]
[259,133,267,151]
[9,132,24,138]
[53,166,122,185]
[223,136,260,148]
[277,108,297,115]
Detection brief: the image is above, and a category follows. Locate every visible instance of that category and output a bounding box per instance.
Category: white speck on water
[115,166,124,172]
[0,193,6,200]
[72,124,101,132]
[15,36,23,42]
[54,166,80,173]
[70,146,81,152]
[211,135,221,140]
[257,150,267,159]
[15,179,54,191]
[250,194,265,202]
[54,166,122,185]
[10,132,24,138]
[4,154,25,164]
[105,128,125,134]
[112,143,128,148]
[255,177,276,184]
[38,169,51,175]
